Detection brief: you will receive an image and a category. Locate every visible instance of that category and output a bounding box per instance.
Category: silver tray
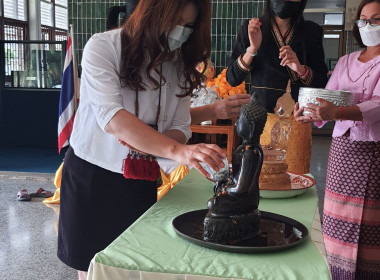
[298,87,357,115]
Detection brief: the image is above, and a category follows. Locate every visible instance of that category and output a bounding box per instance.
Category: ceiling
[305,0,346,10]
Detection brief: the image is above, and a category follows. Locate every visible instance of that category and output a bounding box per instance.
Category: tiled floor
[0,136,331,280]
[0,173,78,280]
[309,136,331,218]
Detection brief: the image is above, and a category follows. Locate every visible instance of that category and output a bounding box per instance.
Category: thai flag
[58,35,76,154]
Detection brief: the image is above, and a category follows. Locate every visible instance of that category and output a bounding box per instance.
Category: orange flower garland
[205,68,247,99]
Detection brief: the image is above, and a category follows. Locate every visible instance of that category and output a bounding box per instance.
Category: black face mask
[271,0,302,19]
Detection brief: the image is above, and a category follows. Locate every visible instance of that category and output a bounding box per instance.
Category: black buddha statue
[203,95,267,243]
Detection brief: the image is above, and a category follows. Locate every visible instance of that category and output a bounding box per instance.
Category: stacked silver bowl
[298,88,358,115]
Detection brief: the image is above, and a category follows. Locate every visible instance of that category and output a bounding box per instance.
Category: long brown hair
[118,0,211,96]
[352,0,380,48]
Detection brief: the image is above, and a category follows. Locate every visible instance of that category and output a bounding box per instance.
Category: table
[88,169,331,280]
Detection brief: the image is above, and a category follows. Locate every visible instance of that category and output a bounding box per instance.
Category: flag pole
[70,24,79,111]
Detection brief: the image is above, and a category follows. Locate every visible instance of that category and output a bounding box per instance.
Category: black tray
[172,209,309,253]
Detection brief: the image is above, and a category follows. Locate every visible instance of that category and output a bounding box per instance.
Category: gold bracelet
[239,54,252,70]
[236,58,250,73]
[300,66,313,85]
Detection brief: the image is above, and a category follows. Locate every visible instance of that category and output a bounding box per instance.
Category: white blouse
[70,28,192,174]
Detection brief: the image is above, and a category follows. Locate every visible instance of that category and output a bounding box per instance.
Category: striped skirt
[323,133,380,280]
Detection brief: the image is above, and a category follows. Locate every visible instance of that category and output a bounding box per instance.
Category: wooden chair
[190,118,239,163]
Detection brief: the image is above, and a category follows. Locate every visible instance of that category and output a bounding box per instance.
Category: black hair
[126,0,140,18]
[106,6,126,31]
[106,0,140,31]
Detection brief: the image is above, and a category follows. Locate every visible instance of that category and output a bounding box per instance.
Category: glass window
[4,20,28,40]
[324,13,344,25]
[1,41,65,89]
[324,34,340,39]
[41,2,54,27]
[55,6,68,30]
[40,0,68,33]
[55,0,68,8]
[4,0,26,21]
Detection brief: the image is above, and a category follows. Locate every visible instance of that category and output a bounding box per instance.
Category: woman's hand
[294,102,316,123]
[171,143,227,178]
[214,94,251,120]
[306,98,340,121]
[119,139,227,179]
[279,46,304,75]
[294,98,340,123]
[248,18,262,53]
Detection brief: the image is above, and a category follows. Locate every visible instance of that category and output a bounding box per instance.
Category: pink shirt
[320,51,380,141]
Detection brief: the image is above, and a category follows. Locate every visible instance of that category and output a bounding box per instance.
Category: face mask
[167,25,193,52]
[359,23,380,47]
[271,0,301,19]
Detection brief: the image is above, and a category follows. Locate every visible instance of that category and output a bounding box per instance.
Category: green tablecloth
[88,169,330,280]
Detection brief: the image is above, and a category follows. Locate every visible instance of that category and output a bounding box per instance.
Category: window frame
[40,0,68,41]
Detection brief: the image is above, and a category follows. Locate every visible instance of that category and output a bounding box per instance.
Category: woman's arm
[162,94,192,144]
[226,20,251,87]
[106,109,226,177]
[305,100,363,122]
[190,94,251,124]
[356,77,380,125]
[106,109,183,156]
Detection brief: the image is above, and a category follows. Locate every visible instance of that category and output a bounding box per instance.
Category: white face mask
[359,23,380,47]
[167,25,193,52]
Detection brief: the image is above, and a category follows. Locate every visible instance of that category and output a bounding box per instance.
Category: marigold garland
[205,68,247,99]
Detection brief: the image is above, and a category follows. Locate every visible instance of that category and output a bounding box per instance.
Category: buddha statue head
[235,95,267,145]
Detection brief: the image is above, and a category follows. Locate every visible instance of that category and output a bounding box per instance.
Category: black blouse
[226,18,328,113]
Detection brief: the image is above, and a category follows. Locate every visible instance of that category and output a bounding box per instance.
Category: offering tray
[172,209,308,253]
[260,172,315,199]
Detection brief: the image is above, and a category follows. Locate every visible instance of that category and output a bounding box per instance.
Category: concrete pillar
[28,0,41,40]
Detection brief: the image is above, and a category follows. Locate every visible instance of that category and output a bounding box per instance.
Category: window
[41,0,68,41]
[1,41,66,88]
[41,1,54,27]
[41,0,68,30]
[4,0,26,21]
[0,1,67,88]
[4,19,28,41]
[2,0,28,41]
[324,13,344,25]
[55,6,68,30]
[55,0,68,7]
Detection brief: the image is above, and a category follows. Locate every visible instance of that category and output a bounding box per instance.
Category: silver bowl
[298,88,356,115]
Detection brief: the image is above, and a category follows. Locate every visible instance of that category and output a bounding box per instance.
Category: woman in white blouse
[57,1,225,279]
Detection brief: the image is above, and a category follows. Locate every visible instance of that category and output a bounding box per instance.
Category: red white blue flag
[58,33,76,154]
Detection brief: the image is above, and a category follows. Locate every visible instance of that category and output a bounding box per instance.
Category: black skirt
[57,147,158,271]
